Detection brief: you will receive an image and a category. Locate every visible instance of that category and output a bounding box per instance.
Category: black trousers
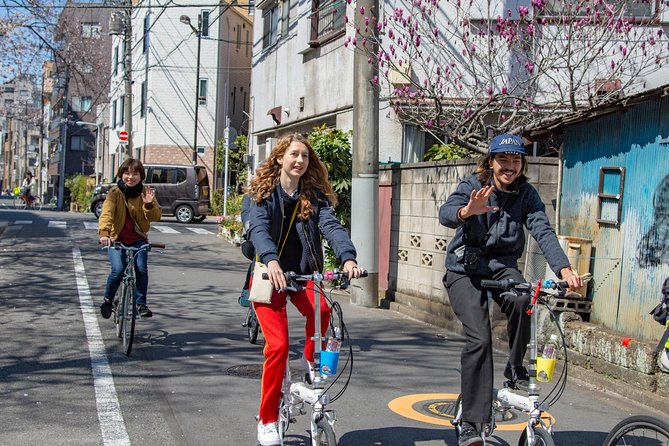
[444,268,530,424]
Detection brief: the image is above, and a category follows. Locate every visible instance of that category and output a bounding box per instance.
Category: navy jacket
[249,187,356,272]
[439,174,570,276]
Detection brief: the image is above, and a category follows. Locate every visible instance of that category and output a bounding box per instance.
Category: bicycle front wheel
[603,415,669,446]
[114,289,124,339]
[121,285,136,356]
[14,197,26,210]
[314,416,337,446]
[518,425,555,446]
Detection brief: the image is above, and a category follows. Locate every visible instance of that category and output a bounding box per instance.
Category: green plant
[216,134,248,194]
[216,194,244,237]
[424,143,475,161]
[64,174,90,212]
[308,124,353,270]
[211,188,225,215]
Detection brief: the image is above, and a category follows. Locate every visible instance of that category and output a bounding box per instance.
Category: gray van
[91,164,211,223]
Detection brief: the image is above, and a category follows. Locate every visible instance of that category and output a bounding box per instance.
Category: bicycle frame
[268,270,365,446]
[452,278,567,446]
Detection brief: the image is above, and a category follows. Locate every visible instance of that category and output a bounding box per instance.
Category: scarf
[117,179,143,198]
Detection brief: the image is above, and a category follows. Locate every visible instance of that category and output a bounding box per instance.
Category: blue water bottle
[321,328,341,376]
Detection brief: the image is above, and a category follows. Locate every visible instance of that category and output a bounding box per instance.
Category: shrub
[64,174,91,212]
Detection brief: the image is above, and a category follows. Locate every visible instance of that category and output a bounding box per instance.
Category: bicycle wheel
[247,306,260,344]
[314,416,337,446]
[114,288,124,339]
[33,197,42,211]
[14,196,26,210]
[518,425,555,446]
[603,415,669,446]
[278,394,291,437]
[121,285,136,356]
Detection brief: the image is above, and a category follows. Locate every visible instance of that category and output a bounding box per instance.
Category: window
[148,167,187,184]
[539,0,656,19]
[402,124,426,163]
[81,96,92,112]
[71,135,87,151]
[119,96,125,126]
[71,96,81,112]
[309,0,345,46]
[236,25,242,50]
[245,30,250,57]
[201,10,210,38]
[5,99,14,108]
[197,146,206,155]
[262,4,279,48]
[198,78,208,105]
[143,14,150,53]
[113,46,119,76]
[140,81,146,118]
[281,0,290,36]
[597,166,625,225]
[81,22,101,38]
[111,100,117,128]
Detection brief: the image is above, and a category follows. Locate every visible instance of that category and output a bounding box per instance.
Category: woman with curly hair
[247,133,364,446]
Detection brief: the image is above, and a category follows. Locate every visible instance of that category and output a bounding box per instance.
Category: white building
[108,0,253,190]
[250,0,669,165]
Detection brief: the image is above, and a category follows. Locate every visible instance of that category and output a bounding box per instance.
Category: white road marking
[186,227,215,235]
[48,221,67,228]
[153,225,180,234]
[14,220,33,225]
[72,248,130,446]
[84,221,99,230]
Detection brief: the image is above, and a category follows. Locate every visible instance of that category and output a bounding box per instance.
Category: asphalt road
[0,204,666,446]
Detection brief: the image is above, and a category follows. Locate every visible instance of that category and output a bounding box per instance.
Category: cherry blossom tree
[347,0,669,154]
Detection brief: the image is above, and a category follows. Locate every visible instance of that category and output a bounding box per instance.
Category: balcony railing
[309,0,345,47]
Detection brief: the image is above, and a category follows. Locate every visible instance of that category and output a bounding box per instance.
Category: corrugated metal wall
[560,96,669,341]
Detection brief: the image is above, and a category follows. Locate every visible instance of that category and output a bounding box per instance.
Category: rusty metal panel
[559,97,669,341]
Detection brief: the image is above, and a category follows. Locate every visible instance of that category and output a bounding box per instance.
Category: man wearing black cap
[439,134,583,446]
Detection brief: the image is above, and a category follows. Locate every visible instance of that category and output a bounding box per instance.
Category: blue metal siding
[560,96,669,340]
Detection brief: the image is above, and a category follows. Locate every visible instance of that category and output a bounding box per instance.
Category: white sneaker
[301,354,317,383]
[257,422,280,446]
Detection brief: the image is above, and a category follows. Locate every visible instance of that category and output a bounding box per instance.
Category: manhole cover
[227,364,263,379]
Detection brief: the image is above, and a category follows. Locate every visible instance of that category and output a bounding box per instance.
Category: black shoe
[137,304,152,318]
[100,298,112,319]
[504,363,529,391]
[458,422,483,446]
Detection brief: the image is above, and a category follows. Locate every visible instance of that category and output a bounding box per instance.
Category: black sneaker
[458,422,483,446]
[100,298,112,319]
[137,304,153,318]
[504,363,529,391]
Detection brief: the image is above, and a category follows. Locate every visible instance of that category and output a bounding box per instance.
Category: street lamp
[180,14,202,165]
[75,120,103,184]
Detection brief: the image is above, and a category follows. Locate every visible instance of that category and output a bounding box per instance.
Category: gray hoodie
[439,174,570,277]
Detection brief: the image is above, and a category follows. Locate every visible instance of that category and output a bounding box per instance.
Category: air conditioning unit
[389,64,412,86]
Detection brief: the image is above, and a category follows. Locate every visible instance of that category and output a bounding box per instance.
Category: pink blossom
[373,75,379,84]
[502,85,507,94]
[359,6,365,14]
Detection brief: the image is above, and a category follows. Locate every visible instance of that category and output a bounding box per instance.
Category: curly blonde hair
[248,133,337,220]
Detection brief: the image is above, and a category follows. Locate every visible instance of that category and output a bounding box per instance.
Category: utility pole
[57,62,69,212]
[123,3,133,158]
[351,0,379,307]
[180,13,203,165]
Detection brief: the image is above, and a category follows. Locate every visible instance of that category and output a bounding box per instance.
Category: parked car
[91,164,211,223]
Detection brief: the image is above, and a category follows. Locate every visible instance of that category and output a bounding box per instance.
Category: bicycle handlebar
[100,241,166,251]
[480,278,567,291]
[262,270,368,282]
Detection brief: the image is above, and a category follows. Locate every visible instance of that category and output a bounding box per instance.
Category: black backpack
[650,277,669,325]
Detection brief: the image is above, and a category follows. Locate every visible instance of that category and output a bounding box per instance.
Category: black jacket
[439,174,570,276]
[249,187,356,272]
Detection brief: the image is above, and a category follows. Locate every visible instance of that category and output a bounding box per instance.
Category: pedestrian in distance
[439,133,583,446]
[98,158,161,319]
[247,132,365,446]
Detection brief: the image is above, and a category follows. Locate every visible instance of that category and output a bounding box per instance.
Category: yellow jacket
[98,186,162,240]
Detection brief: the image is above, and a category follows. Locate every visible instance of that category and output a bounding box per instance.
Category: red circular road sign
[118,130,129,142]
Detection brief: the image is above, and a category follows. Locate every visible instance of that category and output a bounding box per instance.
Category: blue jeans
[104,241,149,306]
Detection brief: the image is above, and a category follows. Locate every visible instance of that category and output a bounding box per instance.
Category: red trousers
[252,280,331,424]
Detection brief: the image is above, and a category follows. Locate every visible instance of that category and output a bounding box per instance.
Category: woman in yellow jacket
[98,158,161,318]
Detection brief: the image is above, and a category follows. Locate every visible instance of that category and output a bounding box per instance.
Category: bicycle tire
[453,394,463,440]
[115,288,124,339]
[603,415,669,446]
[314,416,337,446]
[14,197,26,210]
[278,394,291,437]
[248,307,260,344]
[121,285,136,356]
[518,425,555,446]
[33,197,42,211]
